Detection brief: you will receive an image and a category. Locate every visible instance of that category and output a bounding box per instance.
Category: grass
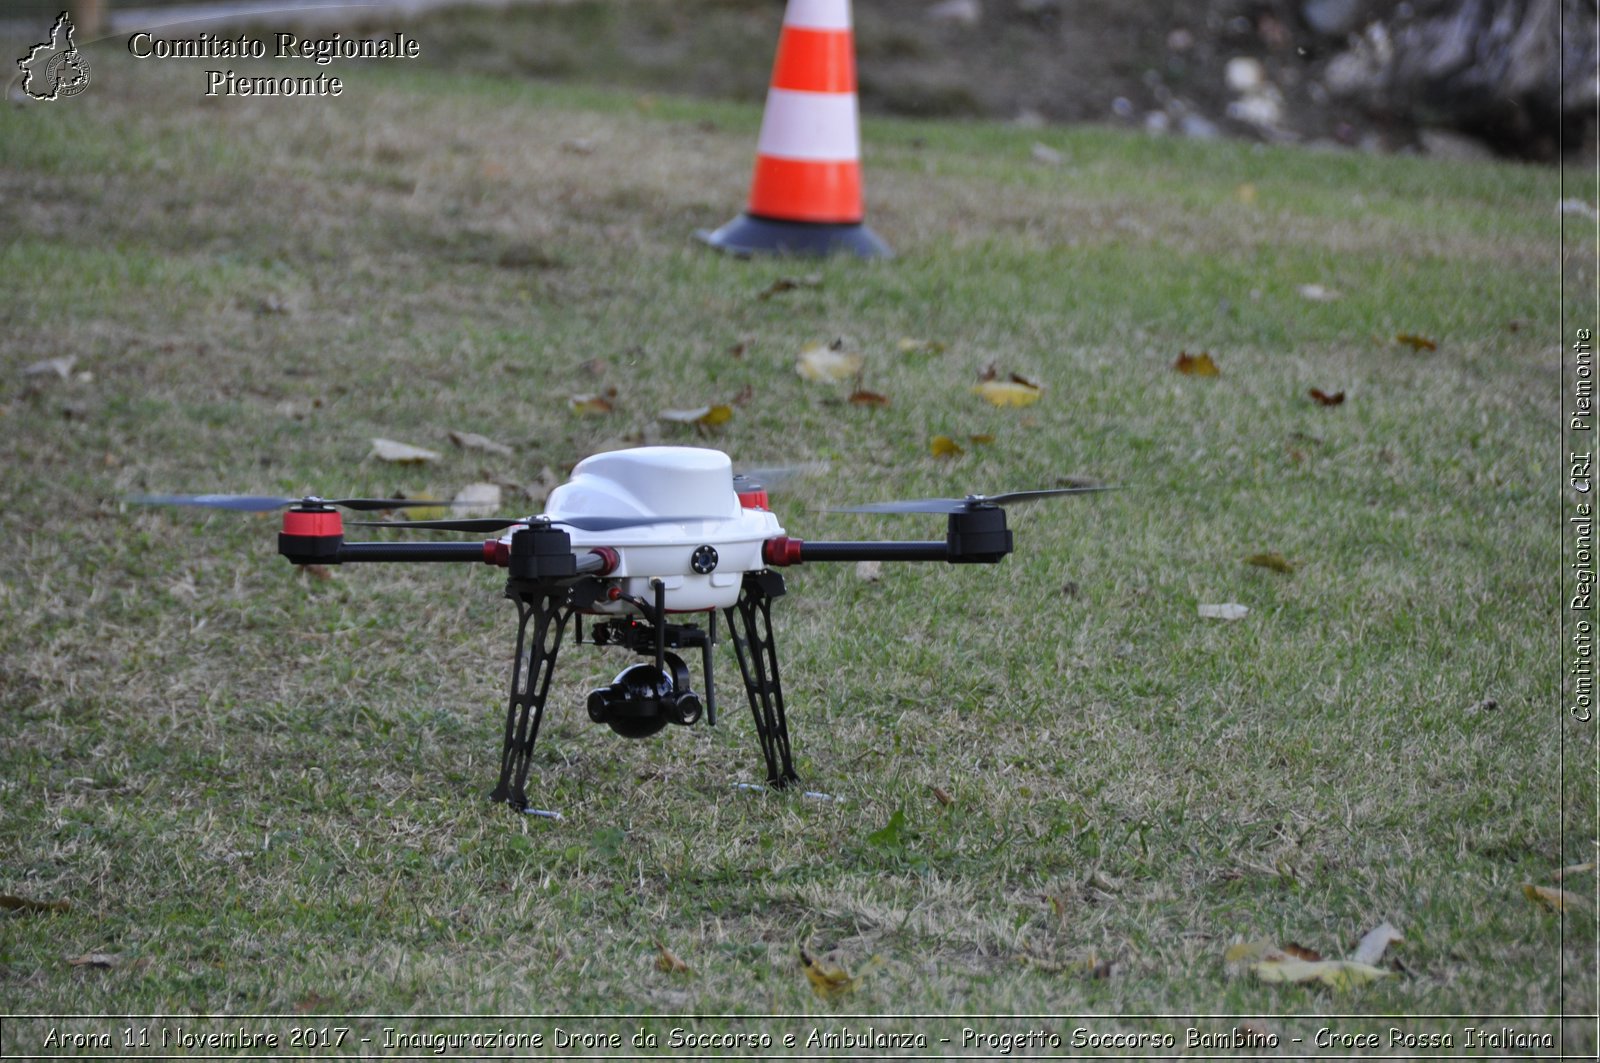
[0,23,1591,1053]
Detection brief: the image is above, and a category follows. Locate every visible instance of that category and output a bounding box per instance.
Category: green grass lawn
[0,32,1592,1053]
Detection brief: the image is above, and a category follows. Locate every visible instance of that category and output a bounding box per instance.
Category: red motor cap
[282,509,343,537]
[482,540,510,567]
[738,488,771,510]
[762,536,803,567]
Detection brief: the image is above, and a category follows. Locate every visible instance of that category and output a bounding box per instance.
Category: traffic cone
[696,0,890,259]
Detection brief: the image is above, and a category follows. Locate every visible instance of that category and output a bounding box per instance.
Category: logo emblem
[17,12,91,101]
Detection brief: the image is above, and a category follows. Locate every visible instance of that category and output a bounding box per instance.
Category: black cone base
[695,213,891,259]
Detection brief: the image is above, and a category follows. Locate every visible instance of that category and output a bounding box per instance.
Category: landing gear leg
[493,591,573,811]
[723,571,799,788]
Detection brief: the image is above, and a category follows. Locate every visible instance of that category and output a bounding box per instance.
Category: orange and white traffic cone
[697,0,890,258]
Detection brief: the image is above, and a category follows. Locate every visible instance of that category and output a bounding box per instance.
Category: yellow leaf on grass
[1524,884,1585,912]
[798,946,857,999]
[1396,333,1438,352]
[654,941,692,975]
[570,392,615,416]
[1252,958,1389,989]
[897,337,945,355]
[397,496,446,520]
[796,344,864,383]
[1224,941,1286,964]
[660,404,733,427]
[1174,351,1220,377]
[756,274,822,301]
[930,435,964,458]
[973,380,1042,408]
[1244,552,1295,574]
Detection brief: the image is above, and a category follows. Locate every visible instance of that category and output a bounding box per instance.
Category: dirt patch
[406,0,1571,158]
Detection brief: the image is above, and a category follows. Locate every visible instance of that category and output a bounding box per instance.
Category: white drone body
[536,446,785,613]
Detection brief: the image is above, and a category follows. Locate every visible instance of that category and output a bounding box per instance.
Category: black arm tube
[798,540,949,563]
[330,542,610,572]
[337,542,489,563]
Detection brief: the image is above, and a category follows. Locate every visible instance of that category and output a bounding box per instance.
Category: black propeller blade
[832,485,1117,515]
[128,493,472,513]
[350,514,728,533]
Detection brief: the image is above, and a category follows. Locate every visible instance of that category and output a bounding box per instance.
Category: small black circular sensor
[690,545,719,574]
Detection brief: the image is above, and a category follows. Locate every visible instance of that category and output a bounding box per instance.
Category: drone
[135,446,1108,811]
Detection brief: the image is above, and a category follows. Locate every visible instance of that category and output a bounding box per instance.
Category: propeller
[350,514,728,534]
[733,462,829,490]
[831,485,1117,515]
[128,493,474,513]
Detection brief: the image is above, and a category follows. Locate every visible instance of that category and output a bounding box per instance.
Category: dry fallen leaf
[1244,552,1295,574]
[1031,142,1064,165]
[974,380,1042,408]
[796,343,864,383]
[848,389,891,408]
[452,483,502,517]
[969,433,995,445]
[897,337,945,356]
[570,393,616,416]
[1198,603,1249,620]
[659,404,733,427]
[1174,351,1220,377]
[1524,884,1585,912]
[1349,921,1403,966]
[370,438,441,464]
[931,786,954,807]
[67,953,118,969]
[1235,182,1257,204]
[1396,333,1438,352]
[1556,860,1597,880]
[1308,388,1346,406]
[930,435,964,458]
[1,894,70,914]
[448,430,513,457]
[1282,943,1323,962]
[23,356,76,379]
[654,941,692,975]
[855,560,883,583]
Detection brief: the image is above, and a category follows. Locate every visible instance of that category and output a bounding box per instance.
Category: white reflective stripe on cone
[783,0,852,31]
[755,89,860,162]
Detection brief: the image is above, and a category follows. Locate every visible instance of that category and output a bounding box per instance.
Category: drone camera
[586,652,703,738]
